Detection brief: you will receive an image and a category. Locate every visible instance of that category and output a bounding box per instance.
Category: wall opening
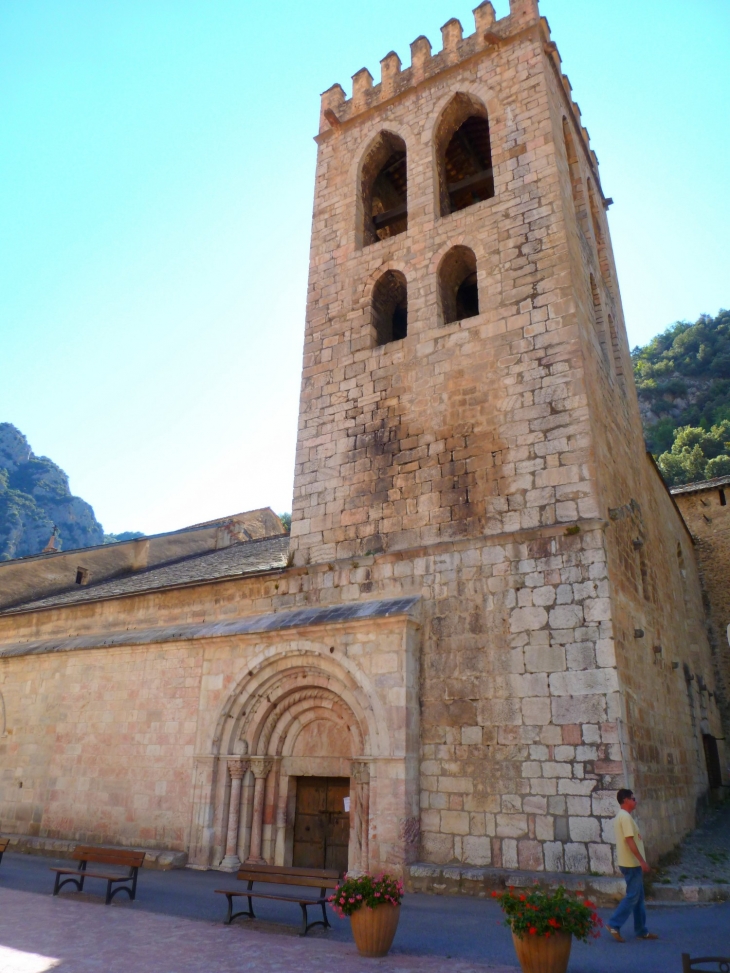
[562,118,589,239]
[292,776,350,872]
[360,132,407,247]
[436,94,494,217]
[371,270,408,345]
[588,178,612,291]
[75,567,89,585]
[439,246,479,324]
[590,275,610,369]
[702,734,722,789]
[720,488,727,506]
[607,314,625,391]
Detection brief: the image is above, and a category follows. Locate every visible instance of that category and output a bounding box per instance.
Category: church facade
[0,0,726,882]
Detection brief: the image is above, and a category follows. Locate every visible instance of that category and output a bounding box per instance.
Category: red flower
[584,899,595,908]
[529,927,537,936]
[519,894,526,902]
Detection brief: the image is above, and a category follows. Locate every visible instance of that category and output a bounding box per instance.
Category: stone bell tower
[287,0,722,876]
[290,0,630,567]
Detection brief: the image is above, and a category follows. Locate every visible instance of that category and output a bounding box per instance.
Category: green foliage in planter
[328,873,404,918]
[492,885,602,942]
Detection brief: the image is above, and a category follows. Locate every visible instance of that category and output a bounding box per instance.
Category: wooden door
[292,777,350,873]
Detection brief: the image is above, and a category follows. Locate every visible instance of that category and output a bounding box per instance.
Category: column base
[219,855,242,871]
[244,856,267,865]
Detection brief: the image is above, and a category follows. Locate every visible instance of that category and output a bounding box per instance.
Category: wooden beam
[447,168,494,195]
[372,203,407,229]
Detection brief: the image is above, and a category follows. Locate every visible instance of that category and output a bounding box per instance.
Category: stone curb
[1,833,188,870]
[407,863,730,907]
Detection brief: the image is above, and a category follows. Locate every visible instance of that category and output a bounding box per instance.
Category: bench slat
[237,864,340,881]
[50,868,133,882]
[215,890,326,904]
[72,847,145,867]
[235,871,338,889]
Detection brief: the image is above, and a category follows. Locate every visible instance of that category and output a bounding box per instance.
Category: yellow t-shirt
[614,808,646,868]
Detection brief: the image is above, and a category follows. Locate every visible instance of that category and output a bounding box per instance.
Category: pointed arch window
[439,246,479,324]
[360,132,407,247]
[371,270,407,345]
[436,94,494,217]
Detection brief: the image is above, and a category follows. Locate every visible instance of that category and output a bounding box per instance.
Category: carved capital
[351,760,371,785]
[249,757,274,780]
[227,757,248,780]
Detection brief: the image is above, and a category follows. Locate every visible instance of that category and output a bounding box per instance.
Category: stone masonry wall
[673,481,730,762]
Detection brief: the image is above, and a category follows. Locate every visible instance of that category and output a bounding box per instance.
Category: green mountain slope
[633,309,730,486]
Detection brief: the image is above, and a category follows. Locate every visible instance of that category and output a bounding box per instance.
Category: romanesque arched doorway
[205,650,381,875]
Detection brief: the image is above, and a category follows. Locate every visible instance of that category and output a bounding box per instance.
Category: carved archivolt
[212,649,388,759]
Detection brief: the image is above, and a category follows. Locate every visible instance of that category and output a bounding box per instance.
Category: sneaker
[608,927,625,943]
[638,933,659,940]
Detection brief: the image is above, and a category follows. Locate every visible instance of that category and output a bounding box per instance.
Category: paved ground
[0,851,728,972]
[656,801,730,888]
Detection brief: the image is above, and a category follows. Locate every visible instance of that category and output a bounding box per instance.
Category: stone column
[220,757,249,871]
[352,761,371,875]
[246,757,273,864]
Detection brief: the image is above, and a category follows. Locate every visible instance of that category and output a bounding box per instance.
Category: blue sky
[1,0,728,536]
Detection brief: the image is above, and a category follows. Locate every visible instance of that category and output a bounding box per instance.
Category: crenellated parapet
[318,0,600,190]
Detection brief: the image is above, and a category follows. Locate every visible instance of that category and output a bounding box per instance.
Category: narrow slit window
[360,133,407,247]
[590,275,610,369]
[371,270,407,345]
[562,118,589,239]
[439,246,479,324]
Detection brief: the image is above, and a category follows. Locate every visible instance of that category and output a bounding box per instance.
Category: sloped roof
[670,474,730,496]
[1,534,290,614]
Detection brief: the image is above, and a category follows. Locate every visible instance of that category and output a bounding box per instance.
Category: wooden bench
[682,956,730,973]
[50,846,145,905]
[215,864,341,936]
[0,838,8,867]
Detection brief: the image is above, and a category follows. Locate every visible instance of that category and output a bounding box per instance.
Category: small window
[720,488,727,506]
[590,275,610,368]
[436,94,494,217]
[75,567,89,585]
[371,270,407,345]
[439,246,479,324]
[360,132,407,247]
[563,118,589,239]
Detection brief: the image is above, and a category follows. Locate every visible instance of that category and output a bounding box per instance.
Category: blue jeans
[609,866,648,936]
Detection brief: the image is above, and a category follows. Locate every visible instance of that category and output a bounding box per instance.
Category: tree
[655,420,730,486]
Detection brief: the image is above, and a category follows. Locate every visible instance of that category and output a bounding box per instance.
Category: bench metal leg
[299,903,309,937]
[53,872,61,896]
[105,880,113,906]
[320,900,330,929]
[224,893,256,925]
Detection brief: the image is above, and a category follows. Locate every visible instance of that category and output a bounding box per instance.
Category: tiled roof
[670,474,730,496]
[0,597,421,660]
[1,534,290,614]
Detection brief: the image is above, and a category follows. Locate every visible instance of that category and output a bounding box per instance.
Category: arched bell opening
[436,94,494,217]
[359,131,408,247]
[371,269,408,345]
[439,245,479,324]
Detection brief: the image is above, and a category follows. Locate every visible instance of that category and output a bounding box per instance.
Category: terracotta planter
[511,931,572,973]
[350,904,401,957]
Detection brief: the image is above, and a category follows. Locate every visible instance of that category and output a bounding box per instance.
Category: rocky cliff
[0,424,104,560]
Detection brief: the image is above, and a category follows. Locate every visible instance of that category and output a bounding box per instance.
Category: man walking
[607,788,659,943]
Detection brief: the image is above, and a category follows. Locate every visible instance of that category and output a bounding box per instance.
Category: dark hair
[617,788,634,805]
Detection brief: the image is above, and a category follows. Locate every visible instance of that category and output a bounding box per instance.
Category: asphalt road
[1,851,728,973]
